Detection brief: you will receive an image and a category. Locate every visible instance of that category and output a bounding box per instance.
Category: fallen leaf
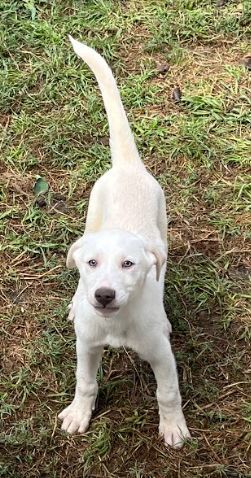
[33,176,49,196]
[157,64,170,75]
[171,86,182,103]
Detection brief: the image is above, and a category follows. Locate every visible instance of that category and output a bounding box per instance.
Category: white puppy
[58,36,190,448]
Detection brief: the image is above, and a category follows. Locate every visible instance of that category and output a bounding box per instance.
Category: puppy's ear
[151,248,166,281]
[147,246,167,281]
[66,236,85,269]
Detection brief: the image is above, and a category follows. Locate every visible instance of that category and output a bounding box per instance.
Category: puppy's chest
[102,320,138,349]
[105,329,130,348]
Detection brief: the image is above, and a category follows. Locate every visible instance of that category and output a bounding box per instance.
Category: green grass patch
[1,0,251,477]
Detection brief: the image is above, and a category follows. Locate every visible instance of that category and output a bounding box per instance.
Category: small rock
[35,196,47,208]
[157,63,170,75]
[243,56,251,71]
[171,86,182,103]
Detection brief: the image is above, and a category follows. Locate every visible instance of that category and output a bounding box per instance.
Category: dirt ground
[1,1,251,477]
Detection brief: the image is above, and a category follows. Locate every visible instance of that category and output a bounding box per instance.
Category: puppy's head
[67,229,166,317]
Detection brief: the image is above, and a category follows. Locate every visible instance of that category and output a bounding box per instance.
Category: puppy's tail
[69,36,142,167]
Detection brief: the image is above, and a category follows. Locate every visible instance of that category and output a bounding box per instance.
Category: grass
[1,0,251,476]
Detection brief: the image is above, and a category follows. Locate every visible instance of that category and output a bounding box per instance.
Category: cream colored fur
[58,36,190,449]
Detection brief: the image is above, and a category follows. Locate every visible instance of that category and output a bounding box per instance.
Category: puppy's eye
[88,259,97,267]
[122,260,134,268]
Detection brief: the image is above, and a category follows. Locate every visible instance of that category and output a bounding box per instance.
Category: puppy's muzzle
[95,287,116,307]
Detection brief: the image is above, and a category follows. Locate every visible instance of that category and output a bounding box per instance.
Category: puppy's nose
[95,287,116,307]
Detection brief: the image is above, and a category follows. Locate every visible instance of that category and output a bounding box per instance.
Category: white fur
[58,37,190,448]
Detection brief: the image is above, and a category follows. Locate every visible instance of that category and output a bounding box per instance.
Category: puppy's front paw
[159,413,190,449]
[58,402,92,434]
